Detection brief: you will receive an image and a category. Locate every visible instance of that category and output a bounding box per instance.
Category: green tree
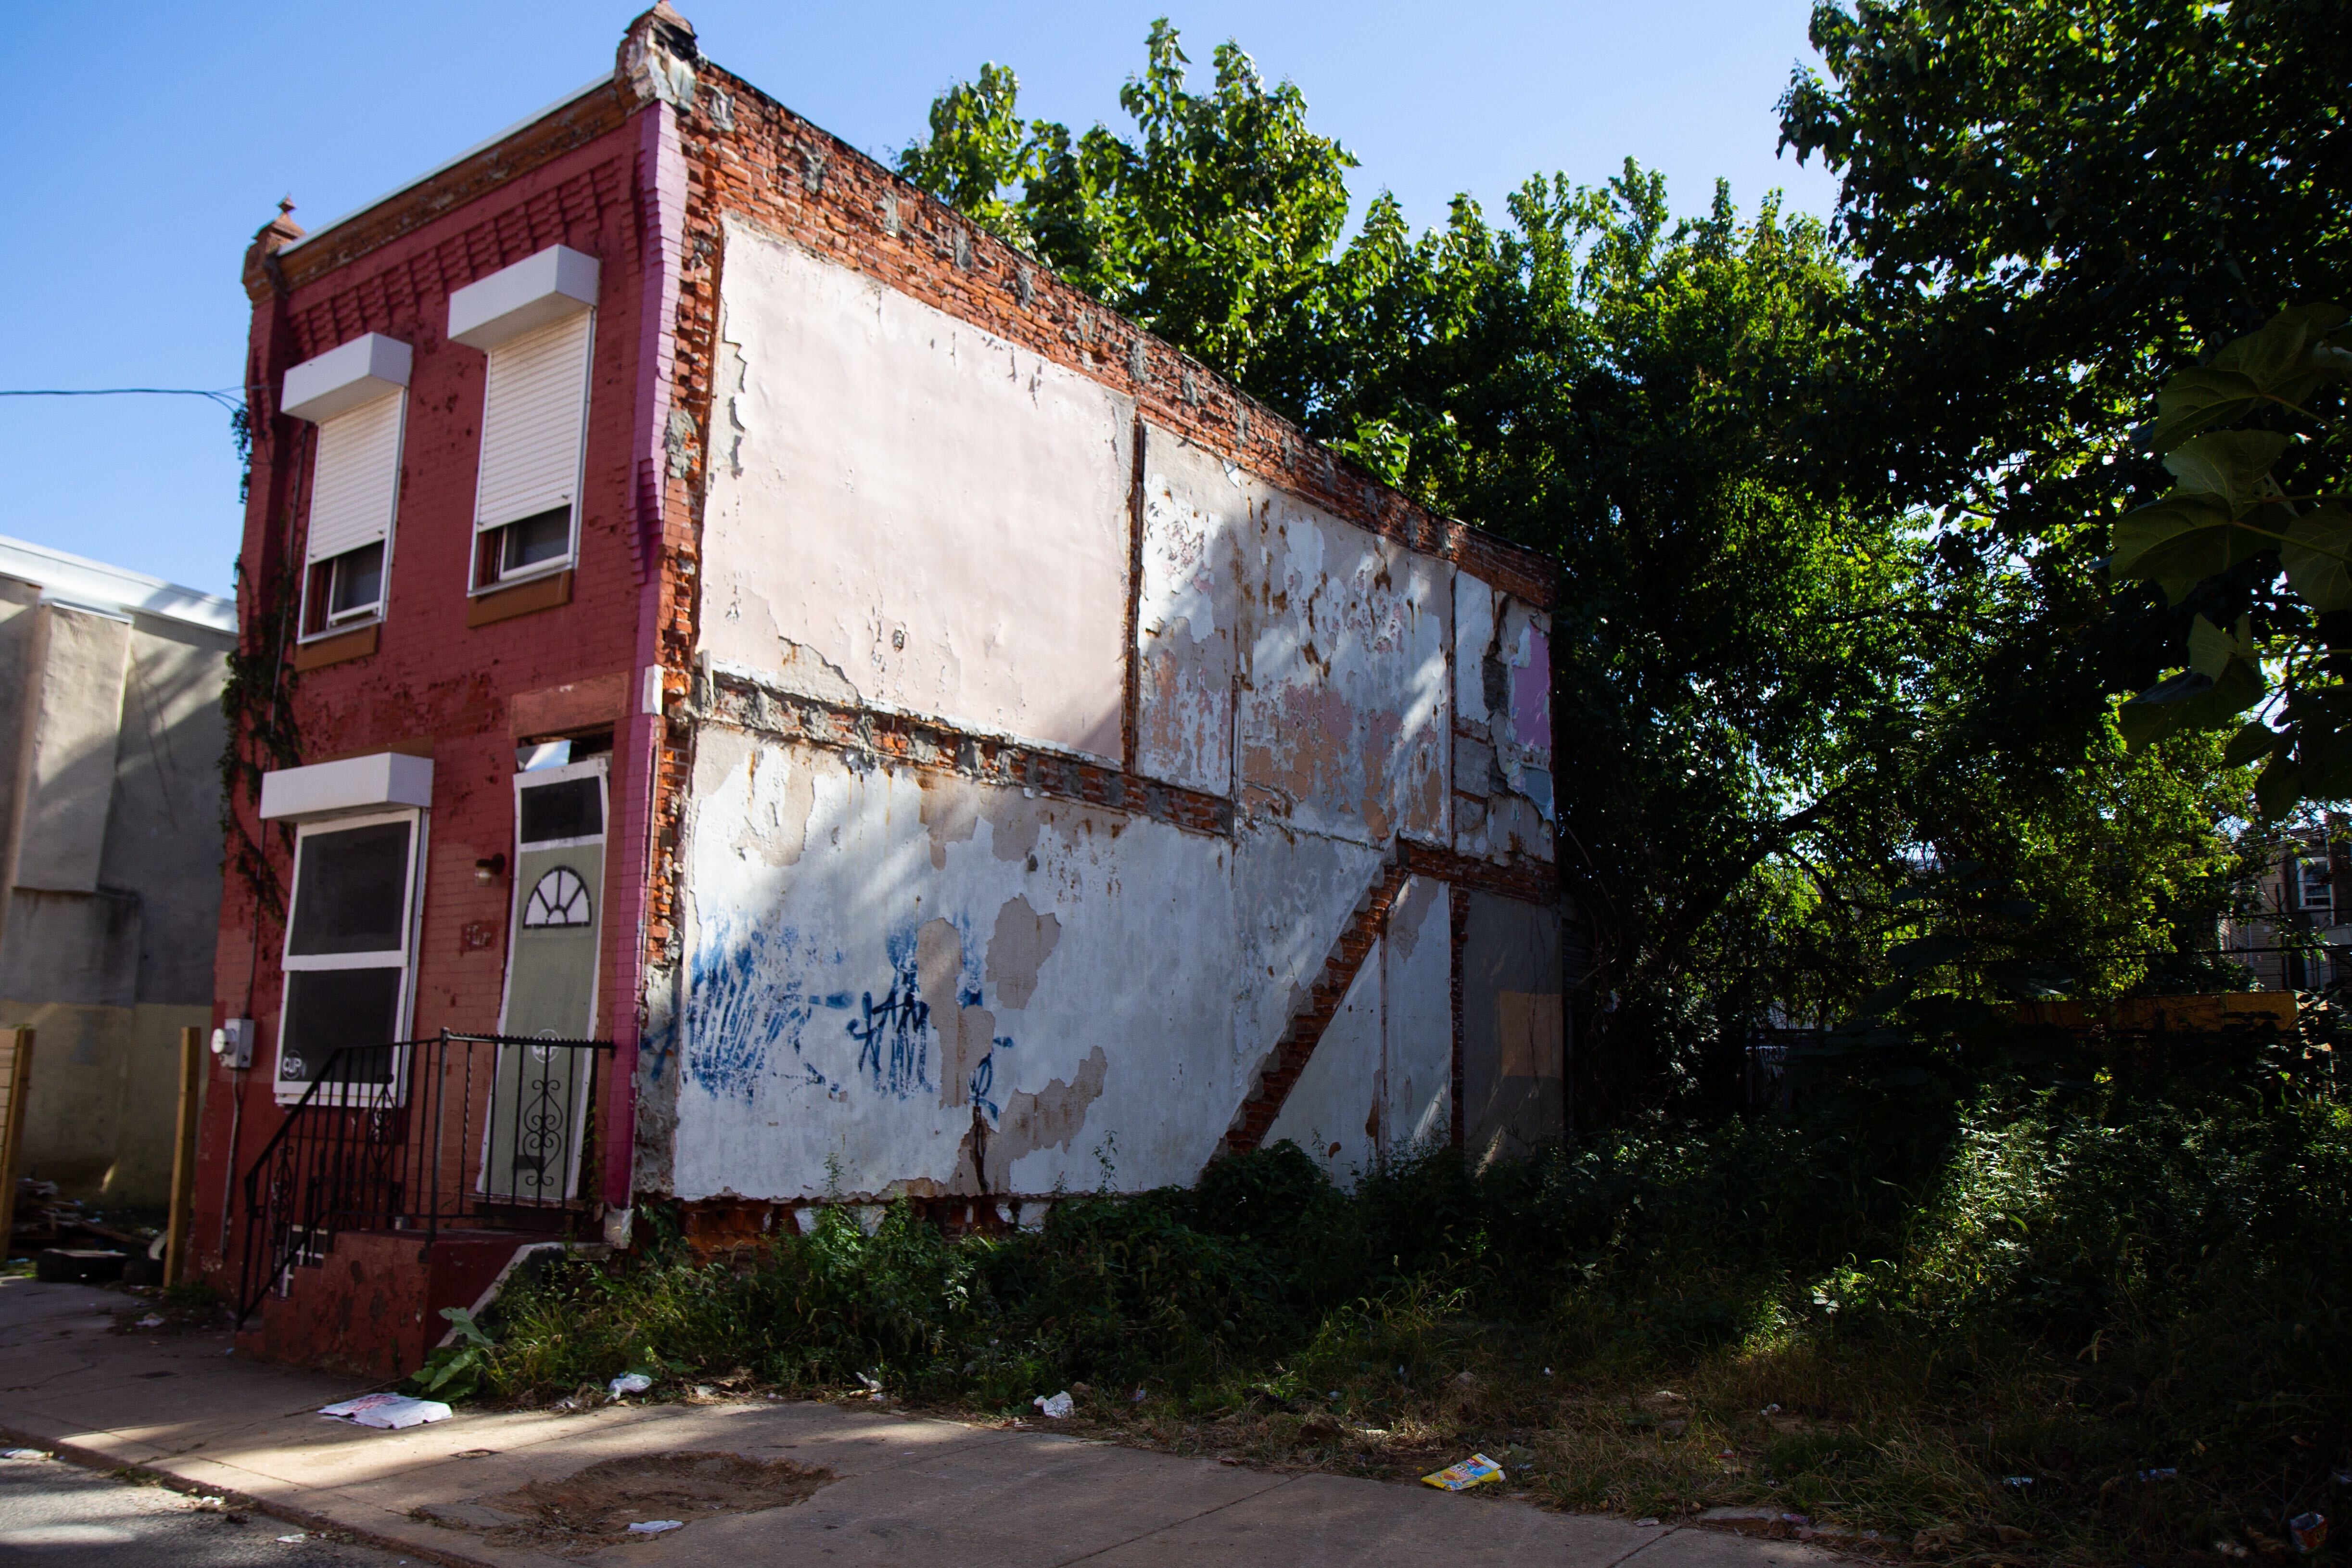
[898,21,1354,386]
[1778,0,2352,781]
[903,14,2266,1116]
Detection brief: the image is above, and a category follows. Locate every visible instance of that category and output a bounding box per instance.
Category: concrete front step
[236,1228,560,1381]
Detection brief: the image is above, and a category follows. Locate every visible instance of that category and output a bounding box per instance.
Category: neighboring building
[197,6,1560,1375]
[0,536,234,1207]
[2221,823,2348,992]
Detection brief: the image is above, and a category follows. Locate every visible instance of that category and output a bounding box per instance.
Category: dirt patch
[431,1451,832,1555]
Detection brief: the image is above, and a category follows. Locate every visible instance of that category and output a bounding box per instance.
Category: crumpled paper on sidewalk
[318,1393,452,1429]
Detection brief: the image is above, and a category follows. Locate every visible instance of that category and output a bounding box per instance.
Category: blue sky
[0,2,1837,595]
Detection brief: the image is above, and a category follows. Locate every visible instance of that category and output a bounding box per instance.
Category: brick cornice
[265,82,635,296]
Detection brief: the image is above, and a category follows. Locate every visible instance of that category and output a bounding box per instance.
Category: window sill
[292,622,379,671]
[469,569,573,628]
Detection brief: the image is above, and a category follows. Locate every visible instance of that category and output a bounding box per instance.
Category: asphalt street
[0,1449,416,1567]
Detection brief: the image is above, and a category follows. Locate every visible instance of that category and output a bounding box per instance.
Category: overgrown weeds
[480,1073,2352,1565]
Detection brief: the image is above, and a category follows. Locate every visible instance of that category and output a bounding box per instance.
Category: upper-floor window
[2297,846,2336,918]
[282,333,412,639]
[448,246,601,595]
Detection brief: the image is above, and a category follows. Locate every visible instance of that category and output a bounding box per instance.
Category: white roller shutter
[474,309,593,532]
[306,391,405,564]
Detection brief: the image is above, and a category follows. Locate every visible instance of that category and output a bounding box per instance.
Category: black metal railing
[236,1030,612,1325]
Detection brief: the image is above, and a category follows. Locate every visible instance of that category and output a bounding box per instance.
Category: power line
[0,387,245,412]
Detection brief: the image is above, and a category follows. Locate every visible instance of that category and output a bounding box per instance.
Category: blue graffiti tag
[847,952,931,1097]
[684,914,828,1104]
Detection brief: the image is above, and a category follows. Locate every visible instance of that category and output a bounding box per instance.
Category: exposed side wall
[654,206,1558,1201]
[700,220,1133,762]
[0,586,229,1203]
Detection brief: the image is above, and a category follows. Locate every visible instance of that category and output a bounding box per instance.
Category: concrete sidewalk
[0,1278,1829,1567]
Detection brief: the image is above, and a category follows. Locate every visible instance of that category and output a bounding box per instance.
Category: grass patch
[479,1080,2352,1565]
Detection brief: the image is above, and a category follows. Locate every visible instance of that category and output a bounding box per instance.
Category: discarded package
[318,1393,452,1429]
[608,1372,654,1399]
[628,1520,685,1535]
[2290,1513,2329,1554]
[2002,1475,2035,1487]
[1421,1453,1505,1492]
[2139,1467,2178,1482]
[2,1449,46,1460]
[277,1533,306,1543]
[1033,1391,1074,1419]
[135,1314,164,1328]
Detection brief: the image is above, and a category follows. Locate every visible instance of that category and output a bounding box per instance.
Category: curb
[0,1419,500,1568]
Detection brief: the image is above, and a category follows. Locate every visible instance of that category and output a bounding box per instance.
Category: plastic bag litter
[1033,1390,1074,1419]
[1421,1453,1505,1492]
[135,1314,164,1328]
[318,1393,451,1429]
[628,1520,685,1535]
[2,1449,46,1460]
[2290,1513,2328,1554]
[608,1372,654,1400]
[2139,1467,2178,1482]
[277,1533,306,1543]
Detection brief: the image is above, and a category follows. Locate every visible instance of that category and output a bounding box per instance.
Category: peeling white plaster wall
[1141,422,1451,846]
[1259,875,1453,1189]
[674,735,1239,1199]
[1157,426,1452,849]
[1452,572,1555,864]
[1383,877,1452,1154]
[668,259,1559,1202]
[700,217,1133,760]
[1230,825,1388,1113]
[1136,434,1240,797]
[1266,949,1382,1183]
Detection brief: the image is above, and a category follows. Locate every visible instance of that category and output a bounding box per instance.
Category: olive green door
[483,758,606,1203]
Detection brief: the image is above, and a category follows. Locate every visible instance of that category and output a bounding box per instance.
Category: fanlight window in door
[521,866,593,928]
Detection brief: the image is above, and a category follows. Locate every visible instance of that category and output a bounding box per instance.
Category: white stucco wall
[1235,474,1450,848]
[667,243,1557,1204]
[674,734,1245,1199]
[1266,947,1381,1181]
[700,217,1133,761]
[1383,876,1453,1155]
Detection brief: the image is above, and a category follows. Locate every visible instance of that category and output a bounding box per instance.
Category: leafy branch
[2106,304,2352,816]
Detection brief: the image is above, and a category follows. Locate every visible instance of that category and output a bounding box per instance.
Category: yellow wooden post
[165,1026,204,1287]
[0,1029,34,1258]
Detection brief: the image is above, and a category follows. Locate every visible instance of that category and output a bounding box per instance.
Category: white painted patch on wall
[700,217,1134,760]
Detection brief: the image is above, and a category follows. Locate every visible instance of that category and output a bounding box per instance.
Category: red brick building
[196,7,1562,1377]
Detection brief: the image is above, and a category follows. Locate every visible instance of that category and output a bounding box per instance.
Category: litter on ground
[627,1520,685,1535]
[2289,1513,2328,1554]
[1421,1453,1505,1492]
[608,1372,654,1399]
[319,1393,452,1429]
[1033,1391,1073,1419]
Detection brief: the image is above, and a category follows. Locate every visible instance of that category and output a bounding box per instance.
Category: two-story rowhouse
[196,6,1562,1376]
